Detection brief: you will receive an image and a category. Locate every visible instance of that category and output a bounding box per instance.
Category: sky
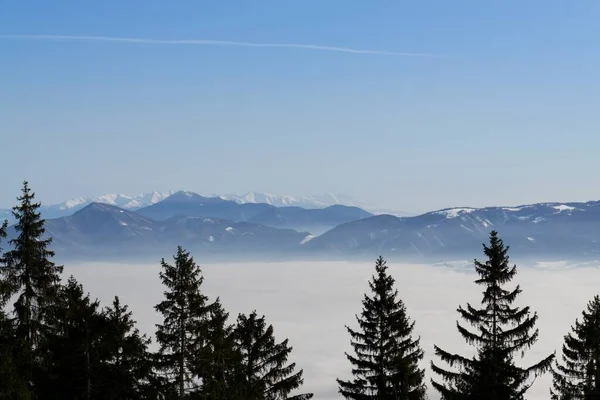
[1,1,600,213]
[66,259,600,400]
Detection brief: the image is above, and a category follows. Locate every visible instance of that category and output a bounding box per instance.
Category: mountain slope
[0,191,175,223]
[136,191,274,222]
[22,202,310,259]
[305,201,600,260]
[248,205,373,234]
[219,192,410,216]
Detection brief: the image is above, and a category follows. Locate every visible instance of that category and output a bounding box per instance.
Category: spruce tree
[234,310,313,400]
[195,298,244,400]
[98,296,154,400]
[45,276,105,400]
[337,256,426,400]
[0,181,64,393]
[155,246,211,398]
[551,295,600,399]
[0,309,31,399]
[431,230,555,400]
[0,219,31,399]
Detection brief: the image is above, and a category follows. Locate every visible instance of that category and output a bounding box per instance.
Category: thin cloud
[0,34,447,58]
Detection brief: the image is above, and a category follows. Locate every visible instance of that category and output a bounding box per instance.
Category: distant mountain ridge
[0,190,400,222]
[28,202,311,260]
[305,200,600,260]
[5,193,600,262]
[136,191,372,234]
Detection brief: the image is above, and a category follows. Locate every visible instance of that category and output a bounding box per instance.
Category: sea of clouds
[64,259,600,400]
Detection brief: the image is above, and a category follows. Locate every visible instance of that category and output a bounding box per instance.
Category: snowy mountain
[0,190,408,223]
[304,201,600,260]
[137,191,372,233]
[6,198,600,261]
[218,192,410,216]
[27,202,311,260]
[53,191,175,212]
[0,191,175,222]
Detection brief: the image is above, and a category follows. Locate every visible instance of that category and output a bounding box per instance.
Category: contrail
[0,34,447,58]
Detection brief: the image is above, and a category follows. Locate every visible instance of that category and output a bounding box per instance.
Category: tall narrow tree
[551,295,600,399]
[0,181,64,393]
[431,230,555,400]
[0,218,31,399]
[195,298,243,400]
[99,296,155,400]
[235,310,313,400]
[337,256,426,400]
[155,246,211,399]
[45,276,105,400]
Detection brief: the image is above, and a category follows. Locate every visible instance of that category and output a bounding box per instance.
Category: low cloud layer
[65,259,600,399]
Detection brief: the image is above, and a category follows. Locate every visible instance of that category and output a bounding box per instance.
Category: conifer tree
[0,220,31,399]
[0,309,31,399]
[45,276,105,400]
[337,256,426,400]
[551,295,600,399]
[234,310,313,400]
[155,246,211,398]
[0,181,64,393]
[195,298,244,400]
[99,296,154,400]
[431,230,555,400]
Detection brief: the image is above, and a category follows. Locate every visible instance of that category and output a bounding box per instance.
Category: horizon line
[0,34,449,58]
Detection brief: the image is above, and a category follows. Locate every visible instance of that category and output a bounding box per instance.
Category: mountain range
[0,191,405,223]
[4,190,600,262]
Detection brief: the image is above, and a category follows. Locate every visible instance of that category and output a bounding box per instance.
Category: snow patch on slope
[553,205,576,213]
[437,208,476,219]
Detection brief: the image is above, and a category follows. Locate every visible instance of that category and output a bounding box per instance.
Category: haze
[64,259,599,400]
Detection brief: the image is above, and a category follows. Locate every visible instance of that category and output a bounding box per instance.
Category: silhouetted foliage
[235,310,313,400]
[0,215,31,398]
[551,295,600,399]
[337,256,426,400]
[0,181,64,395]
[44,276,105,399]
[154,246,211,398]
[98,296,155,400]
[431,230,555,400]
[194,298,244,399]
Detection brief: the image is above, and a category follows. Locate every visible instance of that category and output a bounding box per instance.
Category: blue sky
[1,1,599,213]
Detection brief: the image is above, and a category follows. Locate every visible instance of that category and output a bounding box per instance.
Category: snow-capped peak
[57,191,174,211]
[436,208,477,219]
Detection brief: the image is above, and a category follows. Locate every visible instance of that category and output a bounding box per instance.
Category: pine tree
[0,181,64,393]
[431,230,555,400]
[98,296,155,400]
[155,246,211,398]
[337,256,426,400]
[234,310,313,400]
[551,295,600,399]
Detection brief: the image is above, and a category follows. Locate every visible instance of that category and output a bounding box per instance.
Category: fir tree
[98,296,155,400]
[234,310,313,400]
[551,295,600,399]
[155,246,211,398]
[0,181,64,394]
[337,256,426,400]
[431,230,555,400]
